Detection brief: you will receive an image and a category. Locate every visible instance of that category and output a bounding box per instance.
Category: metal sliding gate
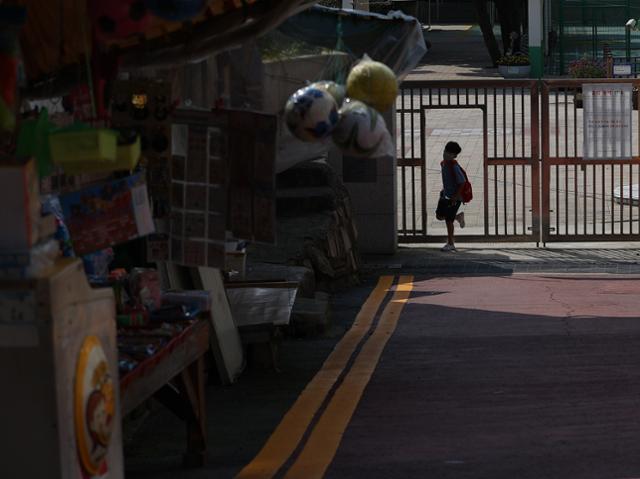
[396,80,540,243]
[397,78,640,244]
[541,79,640,243]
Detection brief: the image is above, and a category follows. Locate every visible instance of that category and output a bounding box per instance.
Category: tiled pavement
[407,25,500,81]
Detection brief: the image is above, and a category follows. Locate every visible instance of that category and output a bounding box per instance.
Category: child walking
[435,141,466,252]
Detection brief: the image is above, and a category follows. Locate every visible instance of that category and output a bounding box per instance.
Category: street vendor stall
[0,1,312,477]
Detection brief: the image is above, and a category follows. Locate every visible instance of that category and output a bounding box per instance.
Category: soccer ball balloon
[332,99,388,157]
[346,59,398,113]
[145,0,207,21]
[89,0,149,40]
[285,86,339,142]
[310,81,346,107]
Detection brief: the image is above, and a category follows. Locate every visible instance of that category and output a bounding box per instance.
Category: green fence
[548,0,640,75]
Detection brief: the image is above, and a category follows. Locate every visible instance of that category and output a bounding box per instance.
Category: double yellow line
[236,275,414,479]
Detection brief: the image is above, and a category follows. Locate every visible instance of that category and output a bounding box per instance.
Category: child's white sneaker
[441,243,456,252]
[455,212,465,228]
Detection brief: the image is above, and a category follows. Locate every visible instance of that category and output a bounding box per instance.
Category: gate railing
[541,79,640,243]
[396,79,540,243]
[397,78,640,244]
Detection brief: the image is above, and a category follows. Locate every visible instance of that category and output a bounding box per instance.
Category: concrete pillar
[528,0,544,78]
[328,108,398,255]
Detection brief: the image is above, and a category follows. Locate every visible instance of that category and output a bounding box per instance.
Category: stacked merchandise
[91,267,211,378]
[110,79,173,221]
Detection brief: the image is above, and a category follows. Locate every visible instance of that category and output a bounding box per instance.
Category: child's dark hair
[444,141,462,155]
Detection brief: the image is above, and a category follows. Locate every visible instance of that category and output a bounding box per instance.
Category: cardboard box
[60,173,154,255]
[0,158,40,251]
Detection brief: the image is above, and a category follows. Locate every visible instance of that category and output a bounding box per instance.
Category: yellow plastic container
[115,135,141,171]
[49,128,118,173]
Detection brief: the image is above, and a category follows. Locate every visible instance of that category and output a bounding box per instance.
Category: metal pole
[559,0,565,75]
[626,0,632,61]
[529,0,544,78]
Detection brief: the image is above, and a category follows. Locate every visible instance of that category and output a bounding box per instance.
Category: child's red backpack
[448,161,473,203]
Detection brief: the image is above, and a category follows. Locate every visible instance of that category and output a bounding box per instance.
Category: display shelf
[119,318,210,466]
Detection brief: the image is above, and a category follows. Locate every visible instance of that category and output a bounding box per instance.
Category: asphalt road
[326,274,640,479]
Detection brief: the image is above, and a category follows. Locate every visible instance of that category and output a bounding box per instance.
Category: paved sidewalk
[366,244,640,274]
[408,25,501,81]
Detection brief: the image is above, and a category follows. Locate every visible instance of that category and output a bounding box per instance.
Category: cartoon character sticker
[74,336,115,477]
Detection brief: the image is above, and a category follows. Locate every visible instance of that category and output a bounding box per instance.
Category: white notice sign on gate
[583,83,633,160]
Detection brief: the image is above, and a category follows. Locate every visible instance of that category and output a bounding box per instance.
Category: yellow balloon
[346,60,398,113]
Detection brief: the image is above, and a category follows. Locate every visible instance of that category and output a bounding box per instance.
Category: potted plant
[496,54,531,78]
[568,56,608,79]
[568,57,607,108]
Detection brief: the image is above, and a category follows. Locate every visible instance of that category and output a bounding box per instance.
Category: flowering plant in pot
[496,54,531,78]
[568,56,638,109]
[568,57,607,79]
[568,57,607,107]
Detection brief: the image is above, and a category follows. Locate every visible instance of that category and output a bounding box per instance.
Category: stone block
[347,177,397,216]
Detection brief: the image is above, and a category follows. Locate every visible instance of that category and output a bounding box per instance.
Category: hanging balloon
[145,0,207,21]
[89,0,150,41]
[284,85,339,142]
[346,59,398,113]
[311,81,346,107]
[332,99,388,157]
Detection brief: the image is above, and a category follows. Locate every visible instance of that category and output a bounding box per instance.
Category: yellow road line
[284,275,414,479]
[235,275,395,479]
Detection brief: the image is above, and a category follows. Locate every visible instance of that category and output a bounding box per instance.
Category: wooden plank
[183,356,206,467]
[180,369,200,422]
[194,267,244,385]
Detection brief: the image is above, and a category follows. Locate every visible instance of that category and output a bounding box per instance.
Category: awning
[9,0,314,90]
[276,5,427,79]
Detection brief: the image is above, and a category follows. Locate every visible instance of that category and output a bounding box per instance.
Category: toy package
[59,172,154,255]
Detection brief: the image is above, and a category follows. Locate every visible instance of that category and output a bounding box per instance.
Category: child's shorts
[436,197,462,222]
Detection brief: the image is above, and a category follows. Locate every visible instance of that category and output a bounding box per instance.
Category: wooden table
[119,318,210,466]
[225,282,298,370]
